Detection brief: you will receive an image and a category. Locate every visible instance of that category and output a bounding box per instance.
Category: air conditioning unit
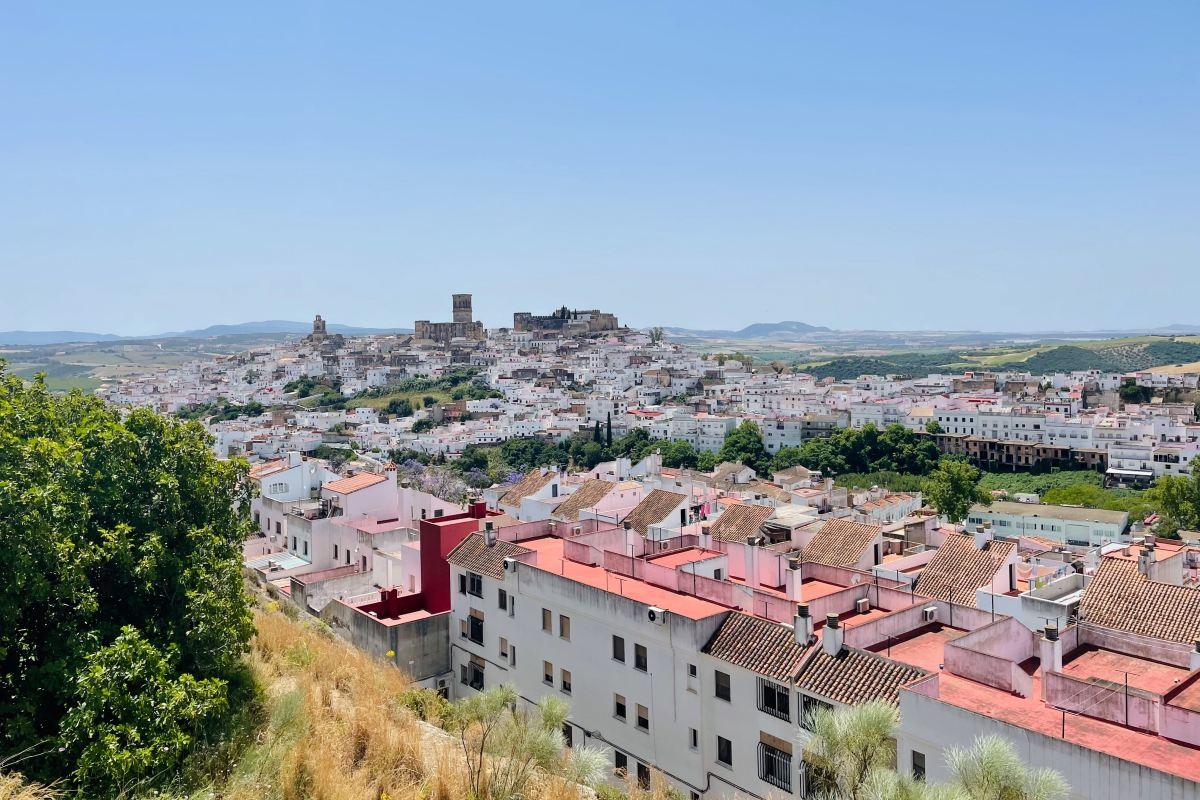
[856,597,870,614]
[922,606,938,622]
[502,557,519,573]
[647,606,668,625]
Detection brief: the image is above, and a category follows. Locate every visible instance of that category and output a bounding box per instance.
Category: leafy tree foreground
[0,366,255,796]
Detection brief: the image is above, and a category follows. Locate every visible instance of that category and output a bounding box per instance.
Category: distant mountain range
[662,320,832,339]
[0,321,413,346]
[660,321,1200,342]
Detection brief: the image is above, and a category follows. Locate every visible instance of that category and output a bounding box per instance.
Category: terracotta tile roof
[623,489,687,535]
[702,612,809,681]
[708,504,775,544]
[773,465,816,482]
[911,533,1014,607]
[796,646,927,706]
[250,459,288,479]
[323,471,387,494]
[446,533,533,580]
[800,518,882,568]
[499,469,554,507]
[1079,557,1200,645]
[552,479,614,522]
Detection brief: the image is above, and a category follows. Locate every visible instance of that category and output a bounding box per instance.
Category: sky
[1,2,1197,335]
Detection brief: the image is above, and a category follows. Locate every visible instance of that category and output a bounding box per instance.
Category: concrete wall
[897,689,1199,800]
[322,602,451,682]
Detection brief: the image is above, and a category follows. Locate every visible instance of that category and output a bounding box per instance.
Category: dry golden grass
[0,772,57,800]
[1,596,689,800]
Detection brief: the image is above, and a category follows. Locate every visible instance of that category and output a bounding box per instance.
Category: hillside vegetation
[801,337,1200,379]
[1,597,679,800]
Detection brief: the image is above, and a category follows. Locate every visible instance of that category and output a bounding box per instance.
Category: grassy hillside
[0,591,677,800]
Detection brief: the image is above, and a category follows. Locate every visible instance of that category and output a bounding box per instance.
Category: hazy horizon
[2,3,1197,334]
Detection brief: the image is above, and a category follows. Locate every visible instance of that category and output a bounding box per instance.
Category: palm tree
[443,685,607,799]
[803,700,900,800]
[802,708,1068,800]
[945,735,1067,800]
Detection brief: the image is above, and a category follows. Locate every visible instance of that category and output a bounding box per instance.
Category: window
[499,637,508,660]
[560,668,572,694]
[717,736,733,767]
[345,549,351,565]
[498,588,507,610]
[800,695,833,730]
[302,540,308,556]
[333,544,339,560]
[634,643,647,672]
[689,728,698,749]
[757,677,790,722]
[276,521,281,535]
[758,742,792,792]
[291,535,297,550]
[467,571,483,598]
[688,663,698,677]
[543,661,553,685]
[636,704,649,732]
[715,670,731,701]
[614,752,628,775]
[614,693,627,720]
[612,635,625,662]
[559,614,571,641]
[508,644,516,666]
[458,574,467,595]
[542,608,552,633]
[636,763,650,790]
[467,612,484,645]
[459,661,484,691]
[912,751,926,782]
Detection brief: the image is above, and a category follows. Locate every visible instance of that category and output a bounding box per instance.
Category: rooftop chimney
[1137,546,1154,577]
[822,613,843,656]
[973,523,991,550]
[1039,624,1063,689]
[793,603,814,645]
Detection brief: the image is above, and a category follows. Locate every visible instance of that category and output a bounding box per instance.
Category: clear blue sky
[2,2,1197,334]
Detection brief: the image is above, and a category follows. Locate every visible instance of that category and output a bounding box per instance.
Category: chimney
[469,500,488,519]
[1192,639,1200,672]
[1137,546,1154,577]
[793,603,813,645]
[973,524,991,550]
[1039,624,1063,682]
[823,613,843,656]
[484,520,497,548]
[745,536,761,590]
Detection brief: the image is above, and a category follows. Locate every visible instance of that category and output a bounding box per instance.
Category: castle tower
[452,293,473,324]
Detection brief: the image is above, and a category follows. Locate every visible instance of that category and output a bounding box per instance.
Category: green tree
[1144,463,1200,537]
[926,419,944,434]
[0,366,253,794]
[659,439,699,469]
[716,420,771,474]
[422,395,438,408]
[411,417,435,434]
[387,397,414,417]
[771,445,807,473]
[605,412,613,447]
[923,459,992,524]
[696,450,718,472]
[59,627,230,796]
[593,420,602,443]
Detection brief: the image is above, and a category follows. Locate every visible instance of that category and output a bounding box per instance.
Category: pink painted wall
[1043,670,1161,733]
